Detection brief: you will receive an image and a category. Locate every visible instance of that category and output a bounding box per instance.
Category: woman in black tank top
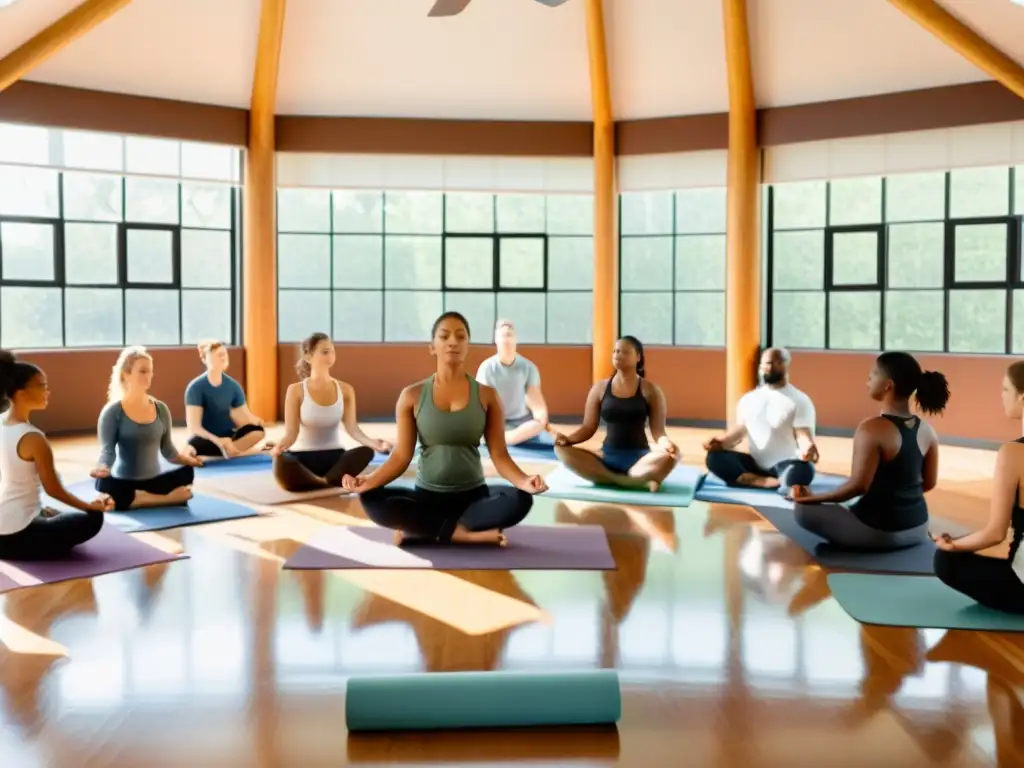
[790,352,950,550]
[931,362,1024,614]
[551,336,681,492]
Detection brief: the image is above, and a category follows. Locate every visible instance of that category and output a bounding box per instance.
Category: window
[618,188,726,346]
[766,167,1022,354]
[0,133,240,349]
[277,190,594,344]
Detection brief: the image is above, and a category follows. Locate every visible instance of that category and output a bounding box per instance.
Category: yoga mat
[283,523,615,571]
[480,441,558,463]
[0,523,186,594]
[346,670,621,732]
[541,464,701,507]
[828,573,1024,632]
[57,482,259,533]
[198,450,389,475]
[695,471,847,507]
[752,503,936,575]
[200,470,348,505]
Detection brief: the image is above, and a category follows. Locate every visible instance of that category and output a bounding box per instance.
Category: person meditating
[704,347,818,492]
[931,361,1024,614]
[185,340,267,458]
[551,335,679,492]
[789,352,949,550]
[341,311,546,546]
[272,332,390,492]
[93,346,203,511]
[476,319,551,446]
[0,351,113,560]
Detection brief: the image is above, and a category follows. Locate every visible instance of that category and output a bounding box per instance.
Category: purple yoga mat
[283,524,615,571]
[0,522,187,594]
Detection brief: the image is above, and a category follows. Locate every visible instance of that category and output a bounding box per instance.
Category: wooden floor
[1,424,1022,767]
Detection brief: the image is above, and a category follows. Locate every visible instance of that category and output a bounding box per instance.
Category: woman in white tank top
[0,351,112,560]
[271,333,393,492]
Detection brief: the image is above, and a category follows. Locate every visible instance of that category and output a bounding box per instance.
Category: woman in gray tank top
[342,312,547,546]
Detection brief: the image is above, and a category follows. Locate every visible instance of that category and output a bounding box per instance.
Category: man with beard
[703,347,818,492]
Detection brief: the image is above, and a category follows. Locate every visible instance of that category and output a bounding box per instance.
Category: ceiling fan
[428,0,571,17]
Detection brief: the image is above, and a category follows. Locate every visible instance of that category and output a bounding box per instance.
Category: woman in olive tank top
[342,312,547,546]
[790,352,949,550]
[931,361,1024,614]
[551,336,680,492]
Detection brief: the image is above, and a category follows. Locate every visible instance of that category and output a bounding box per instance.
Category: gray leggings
[794,503,930,550]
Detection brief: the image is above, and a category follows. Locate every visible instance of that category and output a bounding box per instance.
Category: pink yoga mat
[0,523,187,594]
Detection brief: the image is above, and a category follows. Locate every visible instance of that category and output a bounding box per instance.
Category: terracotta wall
[15,347,246,435]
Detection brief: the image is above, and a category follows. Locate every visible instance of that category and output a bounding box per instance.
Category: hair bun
[0,349,16,368]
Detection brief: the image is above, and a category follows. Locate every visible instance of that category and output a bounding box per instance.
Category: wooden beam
[584,0,617,383]
[888,0,1024,101]
[722,0,760,425]
[243,0,287,423]
[0,0,134,93]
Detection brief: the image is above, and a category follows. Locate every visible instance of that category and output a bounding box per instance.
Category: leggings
[795,503,930,550]
[273,446,374,492]
[188,423,265,457]
[934,549,1024,615]
[96,465,195,511]
[0,509,105,561]
[706,449,815,491]
[360,484,534,542]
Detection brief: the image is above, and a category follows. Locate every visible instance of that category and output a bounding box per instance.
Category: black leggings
[273,447,375,492]
[188,424,265,457]
[706,449,815,490]
[934,549,1024,615]
[0,509,105,561]
[96,465,195,511]
[360,484,534,542]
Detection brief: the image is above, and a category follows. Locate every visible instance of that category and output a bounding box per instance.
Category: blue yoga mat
[542,464,701,507]
[695,471,847,507]
[346,670,621,732]
[56,481,259,533]
[828,573,1024,632]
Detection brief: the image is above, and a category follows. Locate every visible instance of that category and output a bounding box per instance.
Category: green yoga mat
[346,670,621,732]
[541,465,700,507]
[828,573,1024,632]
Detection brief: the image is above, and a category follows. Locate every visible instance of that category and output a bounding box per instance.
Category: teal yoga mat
[345,670,621,732]
[828,573,1024,632]
[542,464,700,507]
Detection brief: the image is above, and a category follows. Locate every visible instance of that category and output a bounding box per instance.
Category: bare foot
[646,480,661,493]
[451,526,506,545]
[737,473,780,489]
[394,530,405,546]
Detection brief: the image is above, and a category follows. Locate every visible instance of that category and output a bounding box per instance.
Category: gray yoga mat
[0,522,187,594]
[752,503,937,575]
[283,523,615,571]
[695,471,847,506]
[828,573,1024,632]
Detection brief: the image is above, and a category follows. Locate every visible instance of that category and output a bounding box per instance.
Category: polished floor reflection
[0,428,1018,766]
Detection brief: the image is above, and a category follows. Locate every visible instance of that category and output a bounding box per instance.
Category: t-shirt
[476,354,540,422]
[185,373,245,438]
[737,384,816,470]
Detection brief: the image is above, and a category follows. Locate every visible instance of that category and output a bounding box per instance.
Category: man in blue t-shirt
[475,319,551,446]
[185,342,267,458]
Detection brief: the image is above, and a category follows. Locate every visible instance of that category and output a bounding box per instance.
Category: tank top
[850,414,929,532]
[415,375,486,493]
[291,379,344,452]
[0,420,44,535]
[1007,437,1024,585]
[600,375,650,452]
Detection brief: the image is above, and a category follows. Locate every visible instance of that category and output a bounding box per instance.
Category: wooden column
[722,0,760,425]
[0,0,134,92]
[888,0,1024,100]
[243,0,287,423]
[584,0,617,383]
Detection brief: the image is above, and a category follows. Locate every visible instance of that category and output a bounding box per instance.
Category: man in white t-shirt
[703,347,818,491]
[476,319,551,446]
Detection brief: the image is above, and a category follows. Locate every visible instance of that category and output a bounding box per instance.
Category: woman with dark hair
[930,361,1024,614]
[790,351,950,550]
[185,340,267,458]
[550,335,680,491]
[272,332,389,492]
[0,351,112,560]
[341,312,545,546]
